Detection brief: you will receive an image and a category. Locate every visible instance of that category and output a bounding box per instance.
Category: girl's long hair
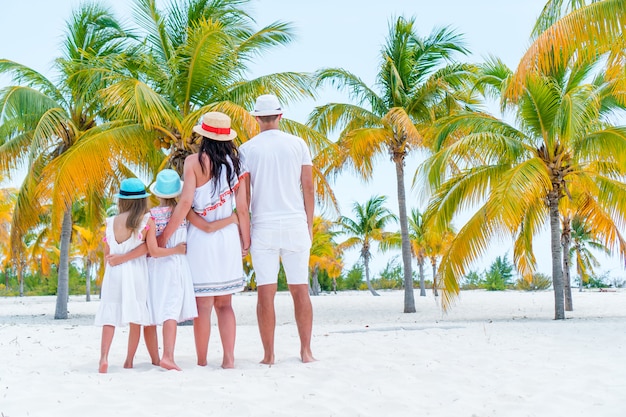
[198,138,242,196]
[117,198,148,232]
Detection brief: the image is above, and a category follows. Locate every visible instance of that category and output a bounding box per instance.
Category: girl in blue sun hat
[95,177,186,373]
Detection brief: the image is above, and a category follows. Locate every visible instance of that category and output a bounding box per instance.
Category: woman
[158,111,250,369]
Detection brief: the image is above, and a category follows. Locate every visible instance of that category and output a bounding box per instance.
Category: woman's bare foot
[160,357,181,371]
[99,360,108,373]
[221,354,235,369]
[301,349,316,363]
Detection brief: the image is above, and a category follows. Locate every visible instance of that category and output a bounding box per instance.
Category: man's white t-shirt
[239,129,312,225]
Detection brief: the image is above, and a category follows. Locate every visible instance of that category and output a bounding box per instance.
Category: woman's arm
[146,218,186,257]
[235,175,251,257]
[187,211,238,233]
[157,157,196,247]
[106,243,148,266]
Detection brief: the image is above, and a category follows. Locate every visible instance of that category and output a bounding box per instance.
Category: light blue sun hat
[149,169,184,198]
[115,178,151,199]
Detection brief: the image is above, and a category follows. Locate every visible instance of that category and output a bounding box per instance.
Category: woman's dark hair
[198,138,242,196]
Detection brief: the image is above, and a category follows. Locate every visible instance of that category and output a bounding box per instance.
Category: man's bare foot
[160,358,181,371]
[99,360,108,373]
[260,354,275,365]
[123,359,133,369]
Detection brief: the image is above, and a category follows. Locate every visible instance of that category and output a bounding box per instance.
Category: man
[239,94,315,364]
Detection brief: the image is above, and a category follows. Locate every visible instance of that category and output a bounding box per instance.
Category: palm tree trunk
[548,193,565,320]
[310,266,320,296]
[394,159,415,312]
[18,263,24,297]
[418,258,426,296]
[363,254,379,296]
[431,258,439,297]
[561,220,573,311]
[85,259,92,302]
[54,208,72,319]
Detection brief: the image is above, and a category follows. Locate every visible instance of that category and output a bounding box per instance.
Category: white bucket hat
[192,111,238,141]
[250,94,283,116]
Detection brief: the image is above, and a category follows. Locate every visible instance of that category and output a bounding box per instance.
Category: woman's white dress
[94,213,151,327]
[147,206,198,324]
[186,161,247,296]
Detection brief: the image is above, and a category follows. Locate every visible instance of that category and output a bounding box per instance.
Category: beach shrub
[374,258,404,289]
[342,264,364,290]
[515,273,552,291]
[584,272,611,289]
[461,270,483,290]
[483,256,514,291]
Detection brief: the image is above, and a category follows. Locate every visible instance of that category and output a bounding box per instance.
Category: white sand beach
[1,289,625,417]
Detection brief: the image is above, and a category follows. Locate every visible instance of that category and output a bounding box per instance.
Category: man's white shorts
[250,222,311,286]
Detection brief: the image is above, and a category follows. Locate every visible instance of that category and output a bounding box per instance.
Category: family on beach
[94,95,316,373]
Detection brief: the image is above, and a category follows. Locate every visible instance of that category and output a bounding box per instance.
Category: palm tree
[510,0,626,100]
[408,209,428,296]
[0,4,138,318]
[424,224,455,297]
[423,57,626,319]
[338,196,398,296]
[309,216,343,295]
[0,184,17,289]
[309,16,475,312]
[569,215,612,291]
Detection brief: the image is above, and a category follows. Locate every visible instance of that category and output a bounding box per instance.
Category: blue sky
[1,0,623,279]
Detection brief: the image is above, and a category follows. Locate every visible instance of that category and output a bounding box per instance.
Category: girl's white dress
[187,161,247,296]
[147,206,198,324]
[95,213,151,327]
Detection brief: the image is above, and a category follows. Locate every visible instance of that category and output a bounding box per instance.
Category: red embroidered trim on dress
[195,173,248,217]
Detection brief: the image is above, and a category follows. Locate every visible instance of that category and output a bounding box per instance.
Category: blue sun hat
[149,169,184,198]
[114,178,150,199]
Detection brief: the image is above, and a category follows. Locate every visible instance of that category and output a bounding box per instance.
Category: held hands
[174,242,187,255]
[106,254,123,266]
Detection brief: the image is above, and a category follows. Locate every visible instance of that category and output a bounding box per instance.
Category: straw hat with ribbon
[192,111,237,141]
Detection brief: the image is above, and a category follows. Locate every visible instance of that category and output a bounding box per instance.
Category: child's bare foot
[160,357,181,371]
[151,359,160,366]
[197,358,207,367]
[123,359,133,369]
[99,360,108,373]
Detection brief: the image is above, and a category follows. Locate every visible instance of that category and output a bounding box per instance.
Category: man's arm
[301,164,315,239]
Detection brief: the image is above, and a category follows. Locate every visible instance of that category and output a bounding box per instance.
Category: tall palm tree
[338,196,397,296]
[423,57,626,319]
[309,16,475,312]
[309,216,343,295]
[0,4,140,318]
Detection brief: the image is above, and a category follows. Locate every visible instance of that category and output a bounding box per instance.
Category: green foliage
[515,273,552,291]
[340,263,364,290]
[461,270,483,290]
[583,272,611,289]
[483,255,514,291]
[374,257,404,289]
[0,264,92,296]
